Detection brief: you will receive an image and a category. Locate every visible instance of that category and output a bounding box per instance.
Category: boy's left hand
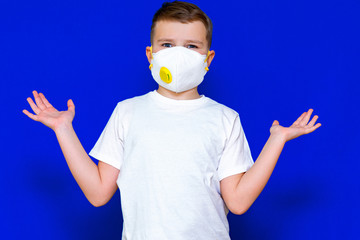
[270,109,321,142]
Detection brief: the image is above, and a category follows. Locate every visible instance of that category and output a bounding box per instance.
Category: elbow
[231,206,249,215]
[91,200,106,207]
[88,196,109,207]
[228,202,252,215]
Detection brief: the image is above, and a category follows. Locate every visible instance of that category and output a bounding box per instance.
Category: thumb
[67,99,75,112]
[272,120,279,126]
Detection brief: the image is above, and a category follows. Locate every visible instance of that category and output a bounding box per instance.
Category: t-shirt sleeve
[89,103,124,170]
[217,114,254,181]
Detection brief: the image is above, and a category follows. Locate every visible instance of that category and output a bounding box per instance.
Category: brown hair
[150,1,213,49]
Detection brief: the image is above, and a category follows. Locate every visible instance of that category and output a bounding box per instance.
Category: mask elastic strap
[204,50,210,71]
[149,46,153,70]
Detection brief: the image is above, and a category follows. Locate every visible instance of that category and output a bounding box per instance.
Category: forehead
[153,20,207,42]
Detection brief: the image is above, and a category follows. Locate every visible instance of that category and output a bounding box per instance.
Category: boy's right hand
[23,90,75,132]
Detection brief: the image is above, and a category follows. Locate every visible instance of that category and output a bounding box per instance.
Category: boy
[23,1,321,239]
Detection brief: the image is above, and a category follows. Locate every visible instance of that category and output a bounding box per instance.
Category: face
[146,20,215,67]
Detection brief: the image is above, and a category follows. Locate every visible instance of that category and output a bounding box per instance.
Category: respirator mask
[149,46,210,93]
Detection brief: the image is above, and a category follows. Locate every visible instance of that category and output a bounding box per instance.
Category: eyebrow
[157,38,204,46]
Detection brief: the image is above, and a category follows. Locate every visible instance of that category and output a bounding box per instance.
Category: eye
[162,43,173,48]
[187,45,198,49]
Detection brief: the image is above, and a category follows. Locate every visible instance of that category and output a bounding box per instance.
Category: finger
[22,109,39,121]
[272,120,279,126]
[26,97,40,115]
[305,122,322,134]
[307,115,319,127]
[39,92,53,108]
[33,90,46,110]
[299,109,313,127]
[293,112,307,126]
[67,99,75,113]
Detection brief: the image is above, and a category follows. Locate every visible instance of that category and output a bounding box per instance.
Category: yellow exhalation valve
[159,67,172,84]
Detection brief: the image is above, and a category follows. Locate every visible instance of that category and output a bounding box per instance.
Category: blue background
[1,0,359,239]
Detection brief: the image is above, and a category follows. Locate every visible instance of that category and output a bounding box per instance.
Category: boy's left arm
[220,109,321,215]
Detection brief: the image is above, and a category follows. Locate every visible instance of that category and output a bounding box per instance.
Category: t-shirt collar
[150,90,208,107]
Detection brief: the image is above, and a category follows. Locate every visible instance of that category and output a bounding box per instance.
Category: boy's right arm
[23,91,119,207]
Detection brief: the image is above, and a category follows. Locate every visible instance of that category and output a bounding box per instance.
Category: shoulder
[114,91,151,112]
[205,97,240,122]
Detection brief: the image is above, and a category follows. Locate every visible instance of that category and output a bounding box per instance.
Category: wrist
[54,121,73,135]
[269,130,287,144]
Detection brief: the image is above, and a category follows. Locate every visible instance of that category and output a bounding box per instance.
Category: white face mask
[149,46,210,93]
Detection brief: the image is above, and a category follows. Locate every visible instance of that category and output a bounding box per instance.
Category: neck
[157,86,201,100]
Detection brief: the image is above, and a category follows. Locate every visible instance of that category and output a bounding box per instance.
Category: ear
[146,46,152,64]
[206,50,215,68]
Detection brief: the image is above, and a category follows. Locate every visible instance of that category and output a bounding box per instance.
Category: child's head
[146,1,215,94]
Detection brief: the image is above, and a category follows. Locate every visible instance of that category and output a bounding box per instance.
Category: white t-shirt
[89,90,254,240]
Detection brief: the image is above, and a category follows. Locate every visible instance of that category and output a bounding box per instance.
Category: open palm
[23,91,75,131]
[270,109,321,142]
